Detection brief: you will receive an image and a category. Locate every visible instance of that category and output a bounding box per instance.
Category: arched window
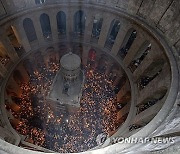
[35,0,46,4]
[6,26,24,57]
[23,18,37,42]
[129,41,151,72]
[118,29,137,59]
[105,19,121,49]
[56,11,66,37]
[91,14,103,42]
[74,10,86,36]
[138,59,164,90]
[137,88,167,114]
[40,13,52,40]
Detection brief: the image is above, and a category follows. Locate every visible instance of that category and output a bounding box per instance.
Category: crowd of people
[7,51,127,153]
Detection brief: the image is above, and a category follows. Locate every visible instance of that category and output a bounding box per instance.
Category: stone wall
[0,0,179,54]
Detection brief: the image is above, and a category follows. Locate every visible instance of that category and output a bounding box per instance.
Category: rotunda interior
[5,45,131,153]
[0,0,179,154]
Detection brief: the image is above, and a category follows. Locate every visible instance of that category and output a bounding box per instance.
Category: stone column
[16,65,30,83]
[117,103,131,120]
[98,14,113,48]
[9,118,21,127]
[117,80,130,102]
[48,10,59,42]
[137,64,170,104]
[105,63,113,75]
[113,76,121,87]
[31,14,45,46]
[0,27,19,62]
[111,22,132,56]
[123,28,148,67]
[84,10,95,43]
[133,98,164,125]
[66,9,74,42]
[133,43,162,81]
[7,101,21,113]
[82,46,91,66]
[12,19,31,52]
[7,78,22,97]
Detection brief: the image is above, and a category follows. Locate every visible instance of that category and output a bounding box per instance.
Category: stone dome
[60,52,81,71]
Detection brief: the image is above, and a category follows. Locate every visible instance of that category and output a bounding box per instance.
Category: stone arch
[23,18,37,42]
